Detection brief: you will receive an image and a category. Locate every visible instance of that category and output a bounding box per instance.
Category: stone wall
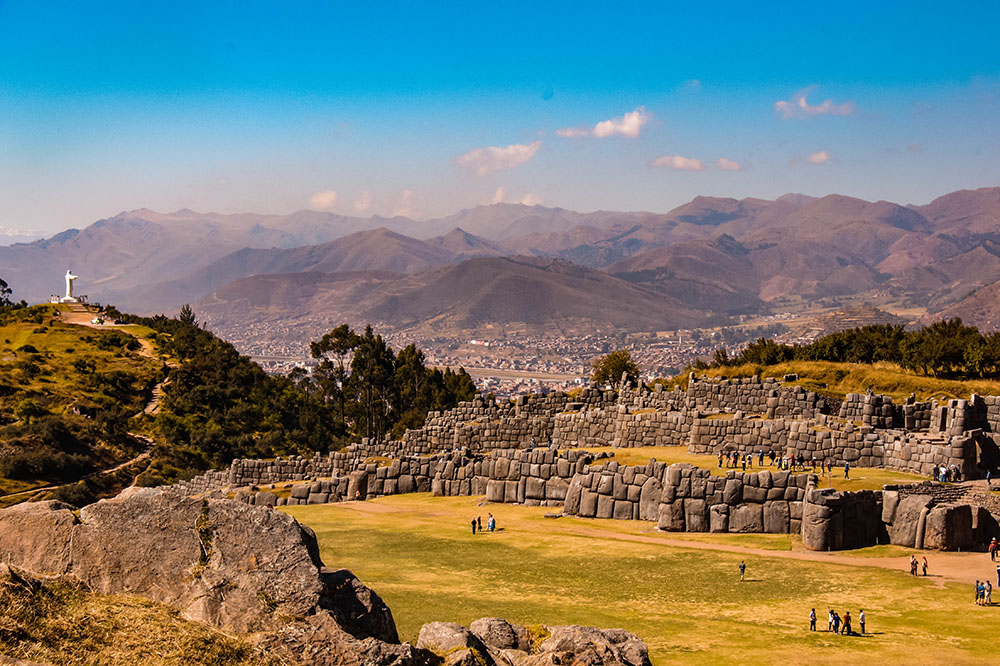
[686,375,826,418]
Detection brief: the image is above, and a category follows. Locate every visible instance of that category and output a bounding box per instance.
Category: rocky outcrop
[0,488,432,665]
[417,619,650,666]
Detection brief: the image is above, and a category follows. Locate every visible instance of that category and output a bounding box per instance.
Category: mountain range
[2,187,999,335]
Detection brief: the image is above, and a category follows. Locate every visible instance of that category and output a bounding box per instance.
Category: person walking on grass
[922,556,928,576]
[471,518,477,535]
[809,608,816,631]
[987,581,993,605]
[477,516,482,532]
[718,451,724,468]
[842,611,852,636]
[487,513,496,532]
[739,560,746,582]
[859,609,865,635]
[909,555,918,576]
[989,537,997,562]
[831,611,840,635]
[844,460,850,480]
[828,609,834,632]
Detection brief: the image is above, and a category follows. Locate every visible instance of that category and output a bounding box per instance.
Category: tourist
[842,610,852,636]
[996,563,1000,586]
[811,456,817,471]
[909,555,918,576]
[831,611,840,635]
[922,556,928,576]
[471,518,477,534]
[859,609,865,635]
[477,516,482,532]
[989,537,997,562]
[739,560,746,582]
[975,580,984,605]
[746,452,753,469]
[987,469,993,488]
[844,461,850,480]
[718,452,724,468]
[809,608,816,631]
[488,513,496,532]
[987,581,993,605]
[758,450,765,466]
[741,455,746,471]
[828,609,834,632]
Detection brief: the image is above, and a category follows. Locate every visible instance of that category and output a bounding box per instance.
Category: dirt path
[568,524,998,585]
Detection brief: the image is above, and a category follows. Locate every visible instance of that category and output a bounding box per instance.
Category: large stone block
[579,490,598,518]
[888,494,933,547]
[545,477,570,502]
[723,478,743,504]
[923,504,974,551]
[763,500,790,534]
[728,503,764,533]
[710,504,729,533]
[657,501,685,531]
[638,477,662,521]
[596,494,615,519]
[684,499,709,532]
[613,500,634,521]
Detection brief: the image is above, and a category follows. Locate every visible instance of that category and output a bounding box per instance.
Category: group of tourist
[909,554,929,576]
[716,449,849,477]
[933,464,963,483]
[810,608,865,635]
[470,513,496,534]
[974,579,993,604]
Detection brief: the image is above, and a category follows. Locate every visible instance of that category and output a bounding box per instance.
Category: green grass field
[285,494,999,666]
[578,446,928,491]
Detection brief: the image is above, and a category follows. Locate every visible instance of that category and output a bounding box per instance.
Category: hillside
[201,256,704,336]
[0,305,161,501]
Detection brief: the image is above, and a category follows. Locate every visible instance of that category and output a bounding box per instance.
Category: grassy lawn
[576,446,926,491]
[285,494,999,666]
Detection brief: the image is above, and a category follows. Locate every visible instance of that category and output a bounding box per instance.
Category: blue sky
[0,0,998,235]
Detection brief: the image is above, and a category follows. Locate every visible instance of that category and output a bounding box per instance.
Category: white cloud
[520,193,544,206]
[491,187,506,204]
[456,141,541,176]
[807,150,830,164]
[309,190,338,210]
[650,155,705,171]
[557,106,653,139]
[716,157,741,171]
[353,191,372,214]
[775,88,855,119]
[593,106,651,138]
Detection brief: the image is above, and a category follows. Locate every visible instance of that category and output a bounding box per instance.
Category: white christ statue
[65,270,77,300]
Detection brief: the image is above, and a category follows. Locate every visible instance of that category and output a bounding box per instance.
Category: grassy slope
[682,360,1000,402]
[0,571,275,666]
[286,495,998,666]
[0,305,161,496]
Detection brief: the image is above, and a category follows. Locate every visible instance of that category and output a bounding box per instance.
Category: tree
[347,325,396,441]
[591,349,640,386]
[0,277,12,307]
[177,304,197,326]
[311,324,360,425]
[14,398,47,425]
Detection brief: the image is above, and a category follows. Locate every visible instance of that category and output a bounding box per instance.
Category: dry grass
[686,360,1000,401]
[286,494,1000,666]
[0,568,276,666]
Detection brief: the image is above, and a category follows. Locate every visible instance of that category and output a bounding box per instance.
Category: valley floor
[285,494,1000,666]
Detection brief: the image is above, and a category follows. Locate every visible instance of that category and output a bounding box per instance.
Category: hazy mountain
[2,187,1000,331]
[200,256,703,336]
